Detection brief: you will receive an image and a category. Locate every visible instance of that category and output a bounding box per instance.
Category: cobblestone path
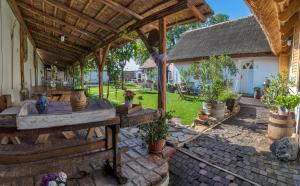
[169,98,300,186]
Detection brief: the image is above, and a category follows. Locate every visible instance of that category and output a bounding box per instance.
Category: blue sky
[206,0,252,20]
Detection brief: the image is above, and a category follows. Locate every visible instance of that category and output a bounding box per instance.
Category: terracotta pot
[70,89,87,112]
[148,139,165,153]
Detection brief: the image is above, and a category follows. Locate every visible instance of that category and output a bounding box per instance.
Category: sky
[206,0,252,20]
[125,0,252,71]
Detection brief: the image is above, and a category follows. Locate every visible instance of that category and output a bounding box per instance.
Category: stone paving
[0,129,170,186]
[169,98,300,186]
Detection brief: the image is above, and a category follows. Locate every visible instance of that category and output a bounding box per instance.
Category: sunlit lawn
[87,85,202,125]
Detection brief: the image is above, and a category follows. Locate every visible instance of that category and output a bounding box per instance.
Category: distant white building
[167,16,279,95]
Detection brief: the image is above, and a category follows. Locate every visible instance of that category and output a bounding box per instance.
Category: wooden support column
[79,59,84,88]
[20,26,26,89]
[279,52,290,77]
[95,44,111,99]
[158,18,167,112]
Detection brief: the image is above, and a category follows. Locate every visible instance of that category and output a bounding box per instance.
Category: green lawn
[87,85,202,125]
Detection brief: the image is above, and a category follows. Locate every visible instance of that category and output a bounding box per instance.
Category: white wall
[172,56,279,94]
[0,0,44,104]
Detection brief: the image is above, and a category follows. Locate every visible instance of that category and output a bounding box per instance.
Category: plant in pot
[124,90,135,108]
[275,95,300,115]
[198,55,238,120]
[219,90,239,112]
[253,87,261,99]
[139,112,172,153]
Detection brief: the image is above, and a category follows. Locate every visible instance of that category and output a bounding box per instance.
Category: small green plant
[254,87,261,91]
[218,91,238,102]
[263,73,295,107]
[139,111,173,144]
[275,94,300,110]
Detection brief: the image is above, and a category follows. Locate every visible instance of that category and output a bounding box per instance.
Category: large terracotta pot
[70,89,87,112]
[148,139,165,153]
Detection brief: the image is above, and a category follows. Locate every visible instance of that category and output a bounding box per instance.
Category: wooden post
[279,52,290,76]
[95,44,111,99]
[79,59,84,88]
[158,18,167,112]
[20,26,26,89]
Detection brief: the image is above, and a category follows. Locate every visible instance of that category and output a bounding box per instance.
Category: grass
[87,84,202,125]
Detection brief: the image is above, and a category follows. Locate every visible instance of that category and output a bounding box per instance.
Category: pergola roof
[11,0,213,66]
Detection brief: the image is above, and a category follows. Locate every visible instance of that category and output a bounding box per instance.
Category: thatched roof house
[139,57,157,69]
[167,16,274,63]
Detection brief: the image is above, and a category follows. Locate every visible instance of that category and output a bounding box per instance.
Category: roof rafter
[35,42,80,59]
[94,0,143,20]
[279,0,300,21]
[43,0,118,33]
[37,49,74,64]
[187,0,207,22]
[24,18,95,46]
[16,1,104,42]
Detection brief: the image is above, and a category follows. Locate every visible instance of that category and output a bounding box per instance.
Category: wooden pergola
[8,0,213,112]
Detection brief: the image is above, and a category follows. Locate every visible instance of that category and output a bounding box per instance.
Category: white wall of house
[0,0,44,104]
[172,56,279,95]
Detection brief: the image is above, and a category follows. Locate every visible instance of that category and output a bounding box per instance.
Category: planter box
[16,100,115,130]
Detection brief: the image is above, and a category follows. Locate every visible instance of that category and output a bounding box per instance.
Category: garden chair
[176,84,188,100]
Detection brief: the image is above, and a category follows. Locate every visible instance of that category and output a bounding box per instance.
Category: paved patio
[0,128,171,186]
[169,97,300,186]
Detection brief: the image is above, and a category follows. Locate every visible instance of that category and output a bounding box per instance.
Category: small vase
[70,89,87,112]
[125,99,133,108]
[35,93,48,114]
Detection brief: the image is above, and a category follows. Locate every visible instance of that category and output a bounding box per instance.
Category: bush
[218,91,239,102]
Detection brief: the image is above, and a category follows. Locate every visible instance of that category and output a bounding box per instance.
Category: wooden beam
[16,1,104,42]
[7,0,35,48]
[35,40,80,58]
[187,0,206,22]
[44,0,118,33]
[29,30,91,49]
[98,44,111,98]
[158,18,167,112]
[24,17,95,45]
[279,52,290,75]
[280,13,299,33]
[33,37,82,55]
[30,30,88,53]
[79,59,85,88]
[35,43,79,60]
[136,29,155,55]
[95,0,143,20]
[279,0,300,21]
[37,48,76,62]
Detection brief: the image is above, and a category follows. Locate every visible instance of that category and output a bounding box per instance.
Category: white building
[167,16,279,95]
[0,0,45,103]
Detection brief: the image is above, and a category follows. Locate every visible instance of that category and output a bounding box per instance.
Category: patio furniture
[176,84,188,100]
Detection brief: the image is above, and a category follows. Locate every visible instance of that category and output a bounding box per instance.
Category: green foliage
[203,14,229,27]
[147,69,157,81]
[139,111,173,143]
[263,73,295,107]
[275,94,300,110]
[198,55,237,102]
[179,67,193,84]
[218,90,239,102]
[131,39,150,64]
[254,87,261,91]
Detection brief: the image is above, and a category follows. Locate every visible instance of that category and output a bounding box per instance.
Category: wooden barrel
[210,102,225,120]
[268,112,295,140]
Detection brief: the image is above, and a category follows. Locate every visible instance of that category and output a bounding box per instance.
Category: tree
[105,51,121,99]
[131,39,150,64]
[112,42,133,89]
[204,14,229,27]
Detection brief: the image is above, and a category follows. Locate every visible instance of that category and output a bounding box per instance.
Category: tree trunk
[121,68,125,90]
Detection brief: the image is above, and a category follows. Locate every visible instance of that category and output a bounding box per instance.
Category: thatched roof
[244,0,299,55]
[8,0,213,66]
[139,57,157,69]
[167,16,274,63]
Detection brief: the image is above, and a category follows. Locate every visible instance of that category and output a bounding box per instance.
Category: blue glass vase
[35,93,48,114]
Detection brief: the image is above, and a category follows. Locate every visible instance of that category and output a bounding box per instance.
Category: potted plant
[253,87,261,99]
[124,90,135,108]
[198,55,238,120]
[275,95,300,115]
[139,112,172,153]
[219,90,239,111]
